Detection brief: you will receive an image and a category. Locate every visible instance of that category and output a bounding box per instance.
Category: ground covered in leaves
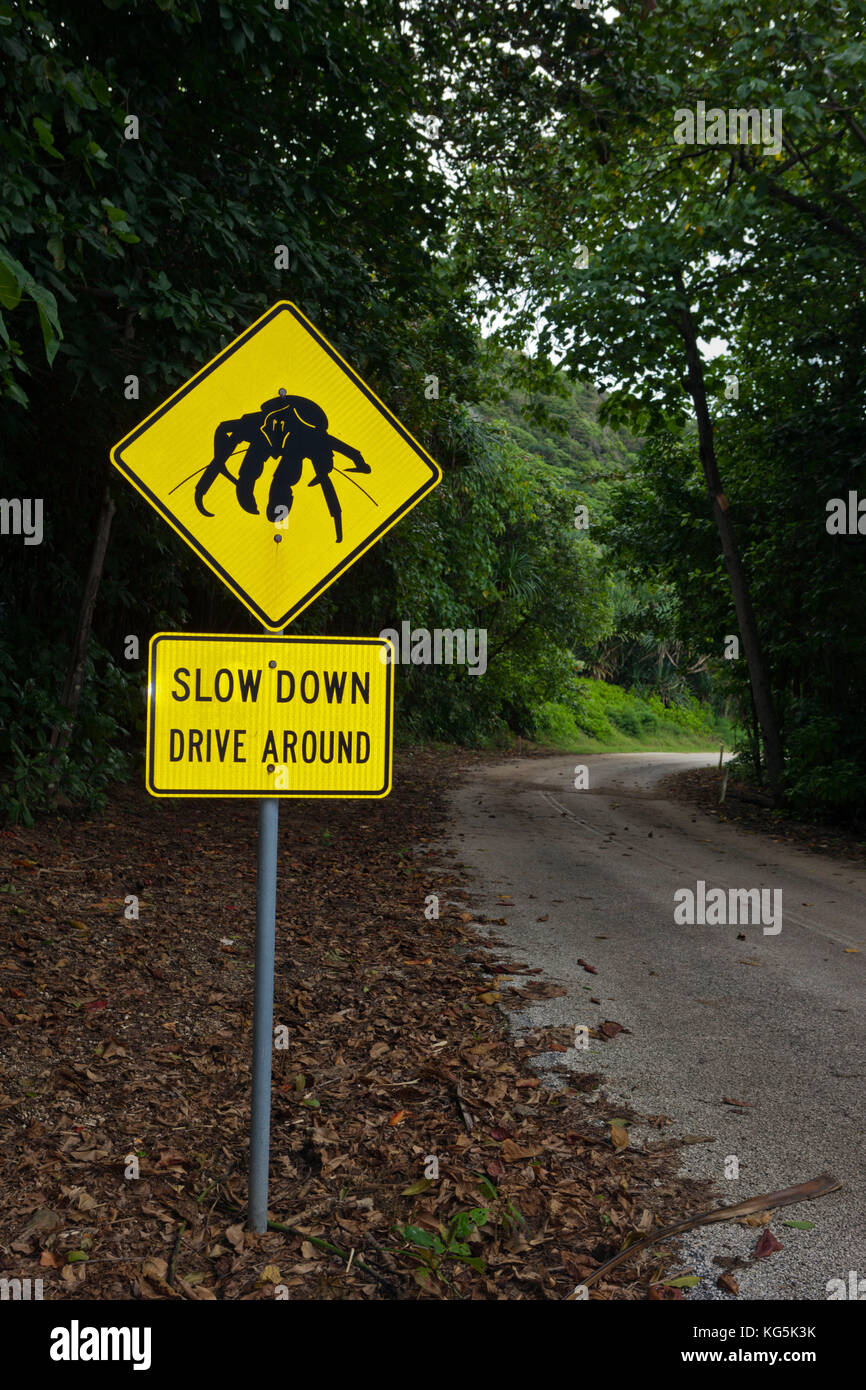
[662,763,866,864]
[1,746,713,1300]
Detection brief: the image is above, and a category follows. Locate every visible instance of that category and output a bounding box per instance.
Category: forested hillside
[480,372,642,488]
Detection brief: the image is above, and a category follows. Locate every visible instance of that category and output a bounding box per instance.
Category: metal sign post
[249,794,279,1232]
[143,629,395,1227]
[112,299,438,1237]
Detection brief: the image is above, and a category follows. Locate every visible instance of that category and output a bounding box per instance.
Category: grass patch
[537,726,727,755]
[533,679,734,756]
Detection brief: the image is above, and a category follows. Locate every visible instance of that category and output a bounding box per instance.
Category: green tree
[450,0,866,801]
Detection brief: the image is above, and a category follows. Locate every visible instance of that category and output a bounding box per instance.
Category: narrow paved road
[445,753,865,1301]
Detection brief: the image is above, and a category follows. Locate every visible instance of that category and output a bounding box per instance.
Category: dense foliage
[2,0,864,825]
[450,0,866,818]
[0,1,616,820]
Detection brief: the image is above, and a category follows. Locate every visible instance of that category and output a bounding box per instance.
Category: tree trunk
[49,485,116,765]
[749,683,762,786]
[674,271,785,803]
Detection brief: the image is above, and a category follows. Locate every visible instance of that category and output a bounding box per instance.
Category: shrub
[0,638,133,825]
[533,701,582,746]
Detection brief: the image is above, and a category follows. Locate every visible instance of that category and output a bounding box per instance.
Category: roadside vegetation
[3,1,864,830]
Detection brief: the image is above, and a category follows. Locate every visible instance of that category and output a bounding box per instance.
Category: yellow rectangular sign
[146,633,393,798]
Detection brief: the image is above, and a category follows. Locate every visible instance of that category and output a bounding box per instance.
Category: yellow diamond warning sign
[146,633,394,798]
[111,302,441,630]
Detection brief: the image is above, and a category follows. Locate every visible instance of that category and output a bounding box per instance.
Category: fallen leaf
[225,1223,245,1253]
[17,1209,64,1243]
[577,959,597,974]
[157,1148,186,1167]
[717,1272,739,1295]
[401,1177,434,1196]
[501,1138,537,1163]
[722,1097,754,1108]
[754,1229,783,1259]
[740,1210,772,1227]
[178,1277,216,1299]
[610,1123,629,1150]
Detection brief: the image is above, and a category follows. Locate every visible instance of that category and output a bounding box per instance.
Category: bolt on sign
[147,633,394,798]
[110,301,442,630]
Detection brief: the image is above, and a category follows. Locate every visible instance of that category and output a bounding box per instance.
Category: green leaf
[401,1177,434,1196]
[782,1220,815,1231]
[27,281,61,335]
[37,305,60,366]
[0,249,26,310]
[47,235,65,271]
[464,1255,485,1272]
[401,1225,437,1249]
[5,378,29,407]
[664,1275,699,1288]
[66,1250,88,1263]
[33,116,63,159]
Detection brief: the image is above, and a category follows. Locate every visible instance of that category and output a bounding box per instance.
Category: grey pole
[248,794,279,1232]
